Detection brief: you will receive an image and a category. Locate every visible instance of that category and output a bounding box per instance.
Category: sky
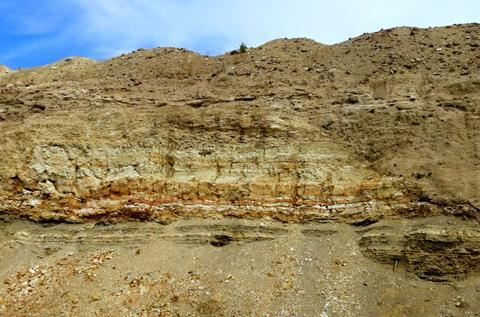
[0,0,478,69]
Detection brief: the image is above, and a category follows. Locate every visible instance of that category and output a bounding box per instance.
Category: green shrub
[239,42,247,53]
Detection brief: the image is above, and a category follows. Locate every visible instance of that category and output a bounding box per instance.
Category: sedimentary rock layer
[0,24,479,223]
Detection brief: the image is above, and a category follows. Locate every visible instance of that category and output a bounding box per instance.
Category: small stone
[234,95,256,101]
[186,99,206,107]
[454,297,465,308]
[90,292,102,301]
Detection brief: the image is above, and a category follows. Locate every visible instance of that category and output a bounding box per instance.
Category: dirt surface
[1,217,480,316]
[0,23,479,316]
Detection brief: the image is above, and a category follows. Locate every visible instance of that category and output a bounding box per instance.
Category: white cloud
[1,0,478,67]
[71,0,479,59]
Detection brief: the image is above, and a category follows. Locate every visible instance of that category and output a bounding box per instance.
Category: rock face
[0,24,479,225]
[359,218,480,281]
[0,23,479,316]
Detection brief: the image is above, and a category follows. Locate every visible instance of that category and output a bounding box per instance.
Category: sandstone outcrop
[0,24,478,225]
[0,23,479,316]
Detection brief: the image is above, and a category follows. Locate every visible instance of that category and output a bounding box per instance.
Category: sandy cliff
[0,24,479,224]
[0,23,479,316]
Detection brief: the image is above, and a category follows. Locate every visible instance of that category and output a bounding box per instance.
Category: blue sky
[0,0,478,69]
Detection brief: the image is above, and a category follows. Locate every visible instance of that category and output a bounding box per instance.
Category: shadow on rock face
[359,222,480,281]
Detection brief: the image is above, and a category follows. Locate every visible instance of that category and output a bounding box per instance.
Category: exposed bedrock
[358,218,480,281]
[0,23,478,224]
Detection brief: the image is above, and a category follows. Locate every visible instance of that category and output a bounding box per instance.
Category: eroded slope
[0,24,478,224]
